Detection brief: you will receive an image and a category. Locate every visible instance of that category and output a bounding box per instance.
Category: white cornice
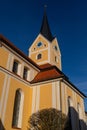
[30,47,48,54]
[0,66,85,99]
[0,66,31,87]
[1,41,40,72]
[30,78,63,86]
[61,79,85,99]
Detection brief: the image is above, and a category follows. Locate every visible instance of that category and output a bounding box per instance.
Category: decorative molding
[0,66,31,87]
[2,76,10,123]
[0,75,10,124]
[0,74,8,117]
[32,87,37,114]
[56,81,61,110]
[61,82,65,113]
[37,60,49,65]
[30,47,48,54]
[6,53,12,70]
[61,79,85,98]
[35,86,40,112]
[65,84,67,114]
[48,43,50,63]
[52,82,56,108]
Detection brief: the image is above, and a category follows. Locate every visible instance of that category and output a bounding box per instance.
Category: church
[0,11,87,130]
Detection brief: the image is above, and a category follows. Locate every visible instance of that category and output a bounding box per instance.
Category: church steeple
[40,9,54,41]
[29,10,62,70]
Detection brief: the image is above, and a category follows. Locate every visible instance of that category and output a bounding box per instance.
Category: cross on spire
[44,4,47,11]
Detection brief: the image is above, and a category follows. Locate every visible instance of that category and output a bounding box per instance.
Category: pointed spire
[40,6,54,41]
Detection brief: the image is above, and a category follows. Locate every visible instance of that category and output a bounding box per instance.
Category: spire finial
[44,5,47,12]
[40,5,54,41]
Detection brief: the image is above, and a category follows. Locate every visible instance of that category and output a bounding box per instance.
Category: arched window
[77,103,81,130]
[37,54,42,60]
[68,97,72,118]
[67,96,72,129]
[12,89,24,128]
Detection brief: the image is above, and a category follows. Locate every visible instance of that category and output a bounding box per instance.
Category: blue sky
[0,0,87,110]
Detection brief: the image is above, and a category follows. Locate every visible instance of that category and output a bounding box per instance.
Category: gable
[29,34,51,54]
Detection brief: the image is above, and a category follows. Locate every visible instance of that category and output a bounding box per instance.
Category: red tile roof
[39,63,52,69]
[31,64,86,97]
[31,66,65,83]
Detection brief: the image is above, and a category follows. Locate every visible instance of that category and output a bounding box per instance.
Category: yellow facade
[0,72,5,99]
[0,12,86,130]
[39,83,52,109]
[0,46,9,69]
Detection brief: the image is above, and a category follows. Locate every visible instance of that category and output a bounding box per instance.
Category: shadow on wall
[64,107,87,130]
[28,107,87,130]
[0,119,5,130]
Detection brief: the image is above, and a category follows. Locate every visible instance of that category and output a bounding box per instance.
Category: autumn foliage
[28,108,67,130]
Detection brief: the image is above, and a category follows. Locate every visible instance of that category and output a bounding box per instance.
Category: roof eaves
[0,34,40,70]
[30,75,64,84]
[62,78,86,98]
[40,65,69,80]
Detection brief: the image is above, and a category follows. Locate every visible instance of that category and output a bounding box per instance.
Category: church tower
[29,11,62,70]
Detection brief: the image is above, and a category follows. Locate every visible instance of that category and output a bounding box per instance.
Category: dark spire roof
[40,9,54,42]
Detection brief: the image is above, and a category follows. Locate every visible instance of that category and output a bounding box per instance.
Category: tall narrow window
[37,54,42,60]
[55,56,58,63]
[23,67,28,80]
[77,103,81,130]
[68,97,71,120]
[12,89,24,128]
[67,96,72,130]
[12,60,19,74]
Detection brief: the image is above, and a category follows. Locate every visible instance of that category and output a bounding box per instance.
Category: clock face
[37,42,43,47]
